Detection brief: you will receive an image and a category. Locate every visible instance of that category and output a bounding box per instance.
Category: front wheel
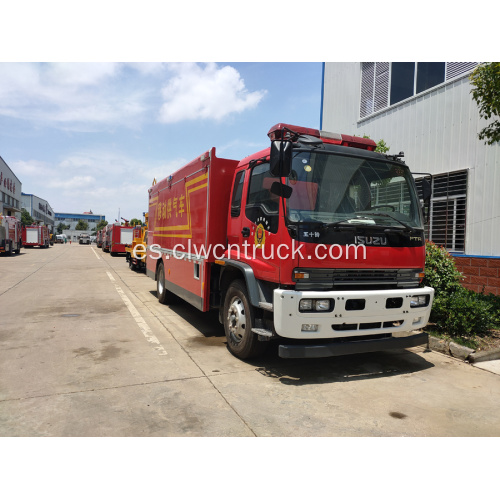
[223,280,265,359]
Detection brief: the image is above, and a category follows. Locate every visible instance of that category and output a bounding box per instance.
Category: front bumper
[273,286,434,339]
[278,331,428,358]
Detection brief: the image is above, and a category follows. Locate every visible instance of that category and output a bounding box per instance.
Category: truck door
[230,162,282,283]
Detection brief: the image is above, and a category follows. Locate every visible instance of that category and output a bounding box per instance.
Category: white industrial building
[1,155,22,218]
[21,192,55,231]
[321,62,500,294]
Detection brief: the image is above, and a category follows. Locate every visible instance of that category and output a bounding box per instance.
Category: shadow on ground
[152,291,435,386]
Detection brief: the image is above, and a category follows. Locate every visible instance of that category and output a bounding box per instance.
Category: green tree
[92,220,108,236]
[130,218,142,226]
[362,135,390,153]
[21,208,34,226]
[75,220,89,231]
[56,222,70,234]
[470,62,500,145]
[95,220,108,231]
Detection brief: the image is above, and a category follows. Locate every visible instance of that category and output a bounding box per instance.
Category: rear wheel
[156,262,176,304]
[223,280,265,359]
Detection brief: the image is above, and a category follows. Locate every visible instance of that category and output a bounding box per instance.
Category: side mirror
[421,177,432,223]
[270,140,292,177]
[270,181,293,199]
[422,178,432,202]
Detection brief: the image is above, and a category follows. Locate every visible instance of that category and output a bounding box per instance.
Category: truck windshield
[285,151,423,229]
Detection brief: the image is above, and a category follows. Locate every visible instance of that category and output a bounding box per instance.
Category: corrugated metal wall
[322,62,500,257]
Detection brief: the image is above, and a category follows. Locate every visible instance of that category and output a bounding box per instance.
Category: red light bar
[267,123,377,151]
[268,123,320,140]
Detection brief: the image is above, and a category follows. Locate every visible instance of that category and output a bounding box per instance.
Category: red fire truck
[146,123,434,360]
[96,229,103,248]
[103,223,133,256]
[102,225,111,252]
[0,215,22,255]
[22,225,50,248]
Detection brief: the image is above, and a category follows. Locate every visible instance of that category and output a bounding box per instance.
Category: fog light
[301,324,319,332]
[410,294,429,308]
[299,299,313,311]
[315,299,331,311]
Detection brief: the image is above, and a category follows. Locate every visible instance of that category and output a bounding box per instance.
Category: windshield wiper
[359,212,416,233]
[320,216,376,231]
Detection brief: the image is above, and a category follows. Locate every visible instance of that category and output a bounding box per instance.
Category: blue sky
[1,3,488,225]
[0,62,323,222]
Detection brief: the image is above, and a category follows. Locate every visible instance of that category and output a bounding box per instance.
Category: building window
[390,62,416,105]
[416,170,467,253]
[416,62,446,94]
[360,62,477,118]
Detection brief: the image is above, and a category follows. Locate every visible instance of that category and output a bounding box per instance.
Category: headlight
[299,299,334,312]
[299,299,313,311]
[315,299,331,311]
[410,294,430,308]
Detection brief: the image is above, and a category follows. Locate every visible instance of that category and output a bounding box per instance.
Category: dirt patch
[475,329,500,351]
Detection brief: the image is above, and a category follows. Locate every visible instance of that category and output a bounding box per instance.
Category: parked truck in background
[126,213,148,272]
[102,223,134,256]
[96,229,103,248]
[0,215,22,255]
[22,225,50,248]
[146,123,434,360]
[102,225,111,252]
[79,233,90,245]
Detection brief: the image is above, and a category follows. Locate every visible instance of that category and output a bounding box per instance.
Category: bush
[476,291,500,327]
[431,287,495,337]
[422,241,463,296]
[423,241,499,341]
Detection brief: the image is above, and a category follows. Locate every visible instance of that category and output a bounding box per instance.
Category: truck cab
[220,124,433,358]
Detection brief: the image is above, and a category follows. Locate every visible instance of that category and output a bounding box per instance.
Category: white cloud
[0,62,266,130]
[159,63,266,123]
[0,63,149,129]
[12,150,188,221]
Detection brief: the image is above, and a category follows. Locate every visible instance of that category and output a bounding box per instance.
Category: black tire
[156,262,176,304]
[223,280,265,359]
[6,240,13,256]
[14,240,21,254]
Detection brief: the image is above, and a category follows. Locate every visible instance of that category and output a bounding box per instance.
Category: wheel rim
[227,296,246,343]
[158,268,164,295]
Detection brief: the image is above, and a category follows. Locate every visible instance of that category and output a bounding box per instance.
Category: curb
[427,335,500,363]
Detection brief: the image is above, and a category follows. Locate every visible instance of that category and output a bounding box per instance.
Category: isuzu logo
[354,235,388,246]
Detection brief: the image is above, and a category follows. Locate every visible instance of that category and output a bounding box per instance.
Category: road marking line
[91,246,101,260]
[106,272,168,356]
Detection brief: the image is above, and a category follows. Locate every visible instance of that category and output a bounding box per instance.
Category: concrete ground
[1,243,500,437]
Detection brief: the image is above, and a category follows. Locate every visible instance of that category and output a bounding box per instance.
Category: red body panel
[147,148,239,311]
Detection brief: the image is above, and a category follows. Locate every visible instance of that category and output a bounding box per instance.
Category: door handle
[241,227,250,237]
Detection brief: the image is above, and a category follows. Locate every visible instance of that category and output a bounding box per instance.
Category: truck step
[251,328,273,340]
[259,302,273,312]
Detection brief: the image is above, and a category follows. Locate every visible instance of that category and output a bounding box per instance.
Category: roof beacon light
[267,123,376,151]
